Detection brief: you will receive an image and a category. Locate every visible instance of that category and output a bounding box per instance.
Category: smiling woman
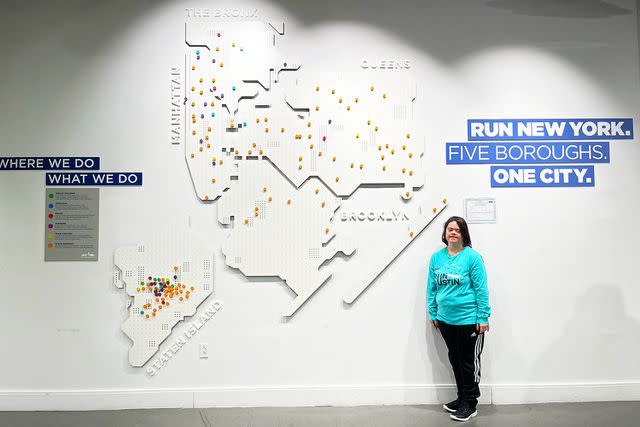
[427,215,491,422]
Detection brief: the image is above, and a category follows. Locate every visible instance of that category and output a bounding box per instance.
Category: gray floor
[1,402,638,427]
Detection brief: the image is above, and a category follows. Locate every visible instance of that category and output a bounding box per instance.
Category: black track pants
[438,320,485,408]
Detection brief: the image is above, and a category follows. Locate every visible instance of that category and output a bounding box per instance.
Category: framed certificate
[464,197,496,224]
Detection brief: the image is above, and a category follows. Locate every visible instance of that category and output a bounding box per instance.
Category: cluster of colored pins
[186,35,417,201]
[46,193,54,248]
[188,34,245,145]
[136,267,195,319]
[187,35,255,202]
[300,84,416,178]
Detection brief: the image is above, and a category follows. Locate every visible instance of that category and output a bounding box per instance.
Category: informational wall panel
[44,188,99,262]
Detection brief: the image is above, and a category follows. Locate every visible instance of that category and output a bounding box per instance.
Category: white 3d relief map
[114,228,214,367]
[114,20,447,368]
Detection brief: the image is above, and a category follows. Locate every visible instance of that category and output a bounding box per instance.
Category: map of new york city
[115,21,447,367]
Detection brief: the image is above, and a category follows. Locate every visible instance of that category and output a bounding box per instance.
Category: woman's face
[445,221,463,245]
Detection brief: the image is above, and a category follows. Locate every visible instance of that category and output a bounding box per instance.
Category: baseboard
[1,382,638,411]
[0,385,486,411]
[491,382,640,404]
[0,389,193,411]
[193,384,492,408]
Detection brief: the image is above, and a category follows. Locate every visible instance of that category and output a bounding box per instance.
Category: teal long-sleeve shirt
[427,246,491,325]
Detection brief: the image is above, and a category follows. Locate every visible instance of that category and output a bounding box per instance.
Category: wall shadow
[2,0,171,55]
[486,0,632,18]
[425,320,459,403]
[267,0,638,67]
[528,284,640,396]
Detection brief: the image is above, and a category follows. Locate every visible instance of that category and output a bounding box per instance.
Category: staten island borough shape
[114,229,214,367]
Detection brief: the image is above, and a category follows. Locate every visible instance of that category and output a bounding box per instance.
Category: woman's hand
[430,320,439,328]
[476,323,490,334]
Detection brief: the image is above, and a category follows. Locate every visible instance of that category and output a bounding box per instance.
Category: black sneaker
[442,397,460,413]
[449,401,477,422]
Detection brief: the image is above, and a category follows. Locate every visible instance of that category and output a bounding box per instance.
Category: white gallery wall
[1,0,640,410]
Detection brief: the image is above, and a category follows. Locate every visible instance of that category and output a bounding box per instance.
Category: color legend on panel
[45,188,100,262]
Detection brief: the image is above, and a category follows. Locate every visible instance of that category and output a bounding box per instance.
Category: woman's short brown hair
[441,216,472,247]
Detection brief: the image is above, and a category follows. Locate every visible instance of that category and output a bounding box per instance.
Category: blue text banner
[468,118,633,141]
[46,173,143,186]
[446,142,609,164]
[0,157,100,170]
[490,165,595,187]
